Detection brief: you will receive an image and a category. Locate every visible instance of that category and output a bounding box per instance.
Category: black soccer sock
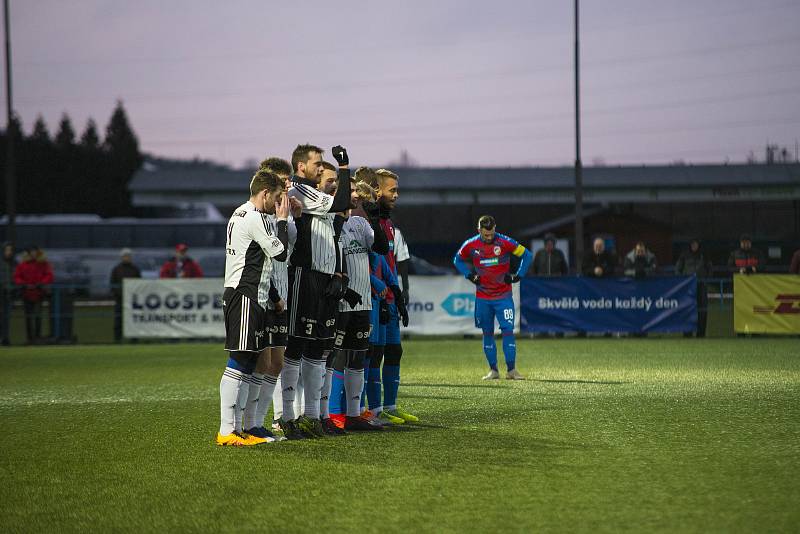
[384,344,403,366]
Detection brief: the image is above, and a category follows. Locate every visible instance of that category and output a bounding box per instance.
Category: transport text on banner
[733,274,800,334]
[123,278,225,338]
[520,276,697,334]
[405,275,521,335]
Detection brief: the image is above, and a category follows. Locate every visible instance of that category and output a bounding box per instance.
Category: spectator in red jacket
[159,244,204,278]
[13,246,54,344]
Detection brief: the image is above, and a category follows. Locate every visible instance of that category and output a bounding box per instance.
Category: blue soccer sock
[328,369,345,416]
[482,331,498,370]
[382,365,400,411]
[501,331,516,371]
[367,366,382,411]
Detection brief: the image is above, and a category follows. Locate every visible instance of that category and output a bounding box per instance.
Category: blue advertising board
[520,276,697,333]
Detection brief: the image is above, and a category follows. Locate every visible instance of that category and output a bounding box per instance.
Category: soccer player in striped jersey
[453,215,532,380]
[326,179,389,431]
[278,144,352,440]
[241,157,300,441]
[363,168,415,425]
[216,169,290,447]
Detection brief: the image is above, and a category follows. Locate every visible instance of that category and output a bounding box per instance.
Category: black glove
[332,145,349,166]
[503,273,521,284]
[401,288,410,307]
[467,272,480,285]
[362,200,380,219]
[343,288,362,309]
[390,285,409,327]
[324,275,346,299]
[379,299,390,325]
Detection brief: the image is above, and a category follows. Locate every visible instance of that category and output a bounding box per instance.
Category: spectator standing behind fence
[790,248,800,274]
[728,234,764,275]
[676,238,713,338]
[532,233,568,276]
[160,244,204,278]
[13,246,53,344]
[582,237,616,278]
[623,242,657,278]
[110,248,141,342]
[1,242,16,346]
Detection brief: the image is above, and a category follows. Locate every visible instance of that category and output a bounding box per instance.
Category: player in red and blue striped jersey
[454,215,532,380]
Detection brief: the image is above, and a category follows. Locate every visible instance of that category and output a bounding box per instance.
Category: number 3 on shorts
[305,322,313,335]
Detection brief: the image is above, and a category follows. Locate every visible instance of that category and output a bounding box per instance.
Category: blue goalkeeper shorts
[369,300,400,346]
[475,296,515,333]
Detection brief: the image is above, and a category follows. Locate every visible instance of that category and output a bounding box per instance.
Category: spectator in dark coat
[160,244,203,278]
[727,234,764,275]
[13,247,54,344]
[676,238,713,338]
[790,248,800,274]
[582,238,616,278]
[1,242,16,346]
[623,242,657,279]
[110,248,142,342]
[532,233,568,276]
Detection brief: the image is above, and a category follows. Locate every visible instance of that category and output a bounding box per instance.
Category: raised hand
[332,145,349,167]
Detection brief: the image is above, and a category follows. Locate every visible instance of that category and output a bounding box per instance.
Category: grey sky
[7,0,800,168]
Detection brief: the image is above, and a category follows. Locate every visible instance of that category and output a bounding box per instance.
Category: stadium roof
[129,162,800,206]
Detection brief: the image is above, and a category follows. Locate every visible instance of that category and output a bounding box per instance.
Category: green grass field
[1,338,799,533]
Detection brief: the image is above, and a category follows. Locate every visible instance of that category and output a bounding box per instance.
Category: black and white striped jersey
[224,201,285,303]
[338,216,374,312]
[288,179,338,274]
[394,227,410,263]
[258,214,297,310]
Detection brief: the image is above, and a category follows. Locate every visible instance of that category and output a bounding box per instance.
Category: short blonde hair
[354,181,377,203]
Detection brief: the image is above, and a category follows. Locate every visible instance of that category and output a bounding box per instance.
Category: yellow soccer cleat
[215,432,270,446]
[378,410,405,425]
[386,407,419,423]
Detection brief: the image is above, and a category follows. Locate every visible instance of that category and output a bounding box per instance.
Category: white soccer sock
[219,367,245,436]
[294,373,304,419]
[279,359,300,421]
[301,357,326,419]
[344,367,365,417]
[234,373,252,433]
[243,373,264,430]
[255,374,278,428]
[320,367,334,419]
[272,374,283,421]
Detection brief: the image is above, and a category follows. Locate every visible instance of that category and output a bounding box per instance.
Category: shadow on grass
[402,382,512,389]
[399,393,459,400]
[536,379,630,385]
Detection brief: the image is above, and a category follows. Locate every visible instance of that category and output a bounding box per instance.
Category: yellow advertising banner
[733,274,800,334]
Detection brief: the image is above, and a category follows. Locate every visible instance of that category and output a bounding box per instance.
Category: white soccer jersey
[288,181,338,274]
[339,216,374,312]
[258,215,297,310]
[394,227,410,262]
[224,201,285,303]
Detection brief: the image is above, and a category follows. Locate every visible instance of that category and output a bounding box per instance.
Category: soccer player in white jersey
[327,178,391,430]
[241,157,300,441]
[277,144,352,440]
[216,169,290,446]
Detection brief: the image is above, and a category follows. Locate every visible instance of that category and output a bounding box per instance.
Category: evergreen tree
[80,119,101,148]
[103,101,142,216]
[54,113,76,148]
[31,115,51,143]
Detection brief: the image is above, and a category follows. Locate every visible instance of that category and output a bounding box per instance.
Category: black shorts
[223,288,268,353]
[333,310,372,352]
[287,267,338,340]
[266,309,288,347]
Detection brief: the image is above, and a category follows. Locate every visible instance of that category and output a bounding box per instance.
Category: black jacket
[532,249,568,276]
[110,262,141,298]
[675,249,712,278]
[582,251,616,277]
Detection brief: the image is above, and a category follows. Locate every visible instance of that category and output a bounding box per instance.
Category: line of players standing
[217,144,415,446]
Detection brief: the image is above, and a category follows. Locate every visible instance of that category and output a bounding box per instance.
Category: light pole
[3,0,14,245]
[573,0,584,272]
